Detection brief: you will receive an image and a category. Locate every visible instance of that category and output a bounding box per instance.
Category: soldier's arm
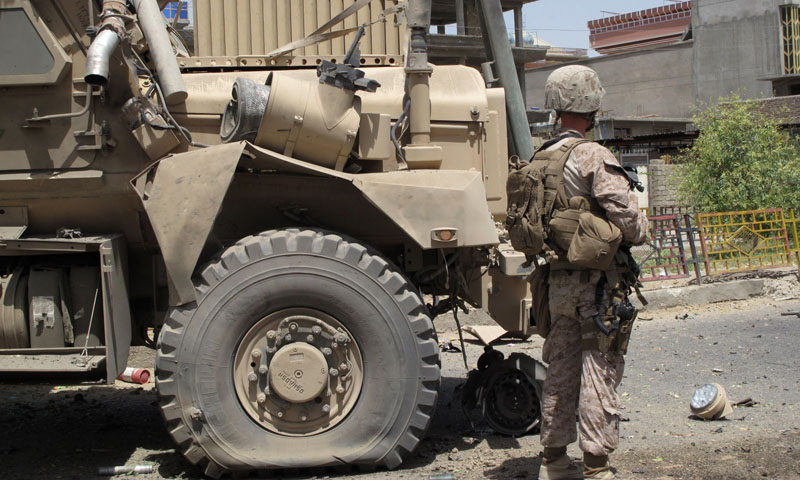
[575,144,649,245]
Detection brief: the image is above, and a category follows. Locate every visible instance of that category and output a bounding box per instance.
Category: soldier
[536,66,648,480]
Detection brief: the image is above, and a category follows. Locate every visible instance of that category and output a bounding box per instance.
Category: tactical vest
[507,136,622,270]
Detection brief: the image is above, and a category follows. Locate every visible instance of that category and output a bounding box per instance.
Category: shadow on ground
[0,372,533,479]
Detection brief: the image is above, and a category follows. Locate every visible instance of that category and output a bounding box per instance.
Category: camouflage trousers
[540,269,625,457]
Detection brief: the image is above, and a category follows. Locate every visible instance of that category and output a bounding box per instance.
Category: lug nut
[322,404,331,413]
[339,363,348,372]
[331,342,338,349]
[248,372,258,383]
[251,349,262,359]
[258,365,268,375]
[306,335,314,342]
[257,393,266,404]
[285,334,292,342]
[276,409,285,418]
[289,322,298,332]
[312,326,322,335]
[329,368,339,377]
[266,330,276,340]
[336,385,345,394]
[321,348,332,356]
[334,332,348,344]
[267,347,276,354]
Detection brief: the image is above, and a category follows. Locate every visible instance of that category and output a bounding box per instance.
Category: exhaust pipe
[85,29,121,86]
[132,0,187,105]
[402,0,443,169]
[85,1,128,86]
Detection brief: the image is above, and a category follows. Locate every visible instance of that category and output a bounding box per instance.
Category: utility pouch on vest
[567,212,623,270]
[528,263,551,338]
[506,158,546,256]
[548,208,582,252]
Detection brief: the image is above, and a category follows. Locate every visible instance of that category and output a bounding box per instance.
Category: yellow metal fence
[696,209,795,275]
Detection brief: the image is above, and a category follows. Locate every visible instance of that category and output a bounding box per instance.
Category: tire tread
[155,229,441,476]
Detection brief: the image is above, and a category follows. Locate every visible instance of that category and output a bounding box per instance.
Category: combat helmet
[544,65,605,114]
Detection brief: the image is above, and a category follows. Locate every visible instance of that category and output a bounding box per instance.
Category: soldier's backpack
[505,135,587,258]
[506,135,624,270]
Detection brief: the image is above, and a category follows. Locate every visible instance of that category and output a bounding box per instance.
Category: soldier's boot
[539,447,582,480]
[583,453,615,479]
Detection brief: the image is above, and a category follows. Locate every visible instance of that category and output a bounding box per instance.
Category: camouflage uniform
[539,132,648,457]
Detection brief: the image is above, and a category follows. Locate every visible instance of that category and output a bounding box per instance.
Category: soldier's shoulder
[572,141,618,167]
[573,141,614,157]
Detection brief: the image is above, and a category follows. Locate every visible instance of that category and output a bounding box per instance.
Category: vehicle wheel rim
[232,307,364,436]
[485,370,540,433]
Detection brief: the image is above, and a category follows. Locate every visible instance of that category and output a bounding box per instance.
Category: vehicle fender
[132,141,498,306]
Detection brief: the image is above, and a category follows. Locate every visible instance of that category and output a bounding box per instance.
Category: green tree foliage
[674,94,800,212]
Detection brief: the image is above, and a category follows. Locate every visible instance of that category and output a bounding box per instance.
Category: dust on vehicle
[0,0,547,477]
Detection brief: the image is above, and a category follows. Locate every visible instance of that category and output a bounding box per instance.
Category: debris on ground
[98,465,154,475]
[117,367,151,385]
[460,325,508,345]
[734,398,758,407]
[440,340,462,353]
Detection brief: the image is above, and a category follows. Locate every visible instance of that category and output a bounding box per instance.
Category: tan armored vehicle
[0,0,546,476]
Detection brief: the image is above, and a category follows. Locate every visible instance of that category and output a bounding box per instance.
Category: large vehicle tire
[155,229,440,478]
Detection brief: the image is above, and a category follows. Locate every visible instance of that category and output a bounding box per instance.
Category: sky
[510,0,685,54]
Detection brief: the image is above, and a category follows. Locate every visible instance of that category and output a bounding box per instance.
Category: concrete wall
[647,158,680,214]
[692,0,783,103]
[526,41,695,119]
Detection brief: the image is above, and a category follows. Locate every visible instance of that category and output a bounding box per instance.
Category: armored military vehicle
[0,0,546,476]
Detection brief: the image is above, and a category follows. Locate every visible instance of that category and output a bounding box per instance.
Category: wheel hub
[269,342,328,403]
[233,308,363,436]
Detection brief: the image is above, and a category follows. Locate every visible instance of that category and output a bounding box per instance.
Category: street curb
[634,279,766,310]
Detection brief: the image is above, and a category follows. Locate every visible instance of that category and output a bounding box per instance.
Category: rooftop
[429,0,538,26]
[749,94,800,125]
[588,1,692,55]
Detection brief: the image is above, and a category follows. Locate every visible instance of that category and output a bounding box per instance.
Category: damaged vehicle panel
[0,0,547,476]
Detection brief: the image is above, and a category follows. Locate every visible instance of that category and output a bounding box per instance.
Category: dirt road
[2,297,799,479]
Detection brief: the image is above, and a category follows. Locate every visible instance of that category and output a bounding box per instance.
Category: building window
[163,1,189,21]
[614,127,632,138]
[781,4,800,74]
